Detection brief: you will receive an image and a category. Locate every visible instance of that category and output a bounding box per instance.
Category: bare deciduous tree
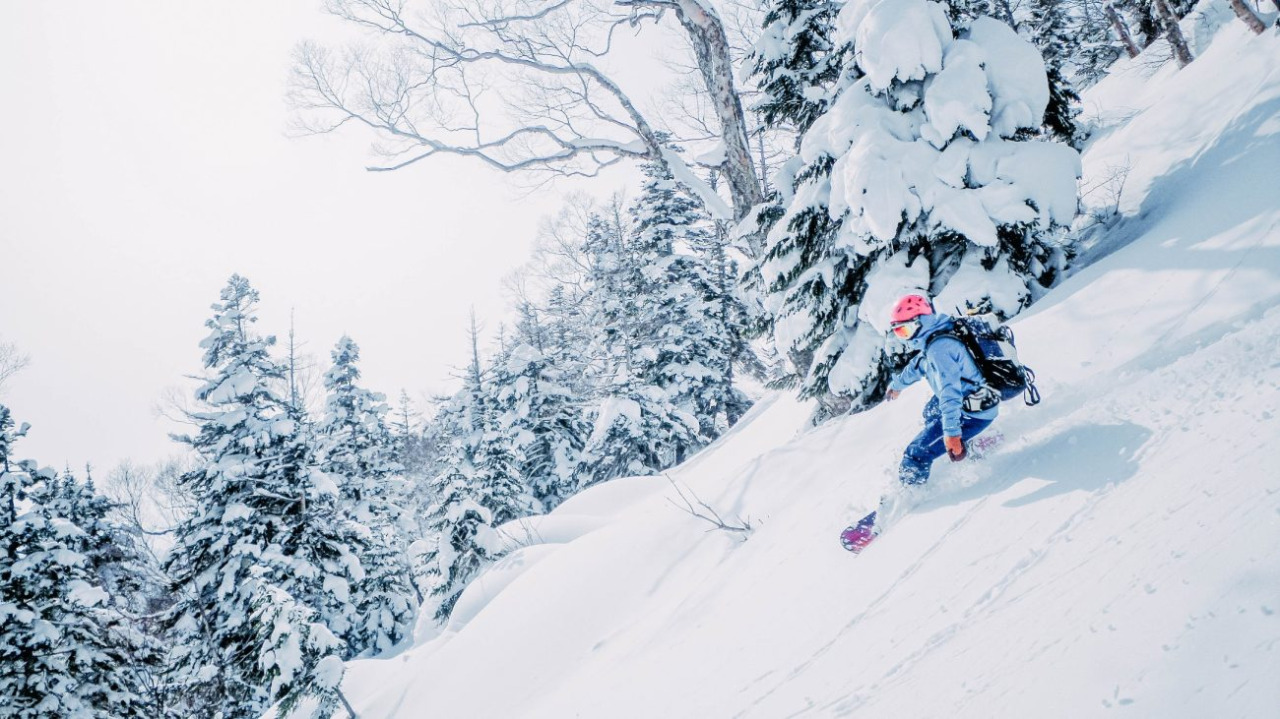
[1153,0,1194,68]
[621,0,763,228]
[290,0,765,255]
[0,339,30,394]
[1227,0,1267,34]
[1105,3,1142,59]
[104,457,199,561]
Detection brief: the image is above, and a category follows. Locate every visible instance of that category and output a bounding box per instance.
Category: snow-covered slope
[339,17,1280,718]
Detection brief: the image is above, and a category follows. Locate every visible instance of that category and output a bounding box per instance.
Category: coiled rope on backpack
[1022,367,1041,406]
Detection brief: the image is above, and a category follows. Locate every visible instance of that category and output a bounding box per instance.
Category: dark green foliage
[162,276,346,719]
[0,409,161,718]
[750,0,846,138]
[1028,0,1085,148]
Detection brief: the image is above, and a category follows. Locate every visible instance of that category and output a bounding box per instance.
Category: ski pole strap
[1023,367,1042,406]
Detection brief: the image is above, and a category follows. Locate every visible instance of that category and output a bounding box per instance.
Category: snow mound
[446,545,560,632]
[496,514,611,550]
[550,474,666,519]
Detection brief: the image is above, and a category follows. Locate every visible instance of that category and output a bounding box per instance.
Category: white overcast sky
[0,1,645,471]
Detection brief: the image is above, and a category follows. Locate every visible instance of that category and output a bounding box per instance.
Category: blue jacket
[888,313,997,437]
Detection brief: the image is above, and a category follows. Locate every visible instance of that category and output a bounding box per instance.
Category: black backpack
[926,313,1042,407]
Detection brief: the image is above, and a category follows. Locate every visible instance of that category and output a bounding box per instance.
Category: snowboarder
[884,294,999,483]
[840,294,1000,553]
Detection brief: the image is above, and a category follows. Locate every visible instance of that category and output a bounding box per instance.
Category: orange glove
[945,435,966,461]
[886,389,900,401]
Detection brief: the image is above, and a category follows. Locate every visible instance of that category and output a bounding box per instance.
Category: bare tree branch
[294,2,665,174]
[665,474,752,534]
[0,339,31,394]
[620,0,764,250]
[460,0,574,28]
[292,0,767,255]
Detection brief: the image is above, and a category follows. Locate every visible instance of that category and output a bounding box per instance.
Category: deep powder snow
[321,11,1280,719]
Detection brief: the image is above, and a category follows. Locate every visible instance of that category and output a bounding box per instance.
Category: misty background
[0,1,640,470]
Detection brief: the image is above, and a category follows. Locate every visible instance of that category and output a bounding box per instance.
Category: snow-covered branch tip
[665,475,752,535]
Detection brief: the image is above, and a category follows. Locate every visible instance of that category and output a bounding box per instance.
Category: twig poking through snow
[665,475,753,535]
[338,688,359,718]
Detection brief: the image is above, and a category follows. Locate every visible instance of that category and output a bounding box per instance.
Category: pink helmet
[890,294,933,324]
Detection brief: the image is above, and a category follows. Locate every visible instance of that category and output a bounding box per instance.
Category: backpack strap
[922,329,973,370]
[922,329,964,355]
[922,329,989,398]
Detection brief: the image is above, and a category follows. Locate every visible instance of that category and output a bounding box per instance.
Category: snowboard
[839,511,879,554]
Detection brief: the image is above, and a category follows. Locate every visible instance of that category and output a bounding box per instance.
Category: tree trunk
[1106,4,1143,58]
[669,0,765,256]
[1154,0,1194,67]
[1228,0,1268,33]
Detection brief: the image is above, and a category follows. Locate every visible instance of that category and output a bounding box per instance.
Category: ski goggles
[890,319,921,340]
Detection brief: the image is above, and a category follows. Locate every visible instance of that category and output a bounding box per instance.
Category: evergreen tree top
[326,335,362,387]
[194,275,284,411]
[0,404,29,469]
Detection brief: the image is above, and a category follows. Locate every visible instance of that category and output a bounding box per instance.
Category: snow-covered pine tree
[389,389,426,475]
[746,0,851,365]
[576,184,702,484]
[162,276,347,718]
[699,229,759,430]
[754,108,863,411]
[415,401,496,621]
[418,321,535,622]
[245,575,347,719]
[760,0,1080,418]
[390,388,440,539]
[749,0,871,395]
[317,336,417,656]
[46,468,172,713]
[750,0,847,140]
[945,0,1022,29]
[0,407,157,718]
[492,341,590,512]
[632,158,753,441]
[403,396,451,535]
[465,319,538,528]
[578,155,757,483]
[540,287,596,399]
[1027,0,1084,147]
[416,436,501,622]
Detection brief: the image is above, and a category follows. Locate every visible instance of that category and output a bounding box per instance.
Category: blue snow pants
[899,397,995,486]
